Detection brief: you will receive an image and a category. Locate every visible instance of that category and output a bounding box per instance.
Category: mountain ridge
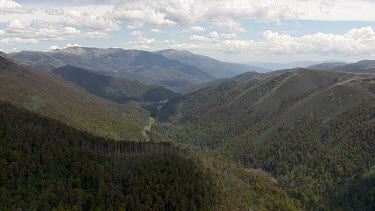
[0,52,149,141]
[152,68,375,209]
[11,47,267,93]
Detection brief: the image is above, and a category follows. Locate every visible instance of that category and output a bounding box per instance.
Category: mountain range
[0,52,149,141]
[153,68,375,209]
[11,47,264,93]
[246,60,347,71]
[1,48,375,210]
[310,60,375,74]
[0,52,297,210]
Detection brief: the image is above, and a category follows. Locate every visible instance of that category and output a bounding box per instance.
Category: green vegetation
[0,54,149,141]
[153,69,375,209]
[52,65,177,103]
[11,47,215,93]
[0,100,296,210]
[3,50,374,209]
[143,117,155,141]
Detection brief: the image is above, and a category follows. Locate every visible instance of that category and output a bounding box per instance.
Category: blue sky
[1,0,375,63]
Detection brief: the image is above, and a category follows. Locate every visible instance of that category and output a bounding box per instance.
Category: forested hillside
[0,100,297,210]
[11,47,216,93]
[52,65,177,103]
[0,53,149,141]
[153,69,375,209]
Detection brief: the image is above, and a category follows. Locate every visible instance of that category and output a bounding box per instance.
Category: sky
[0,0,375,63]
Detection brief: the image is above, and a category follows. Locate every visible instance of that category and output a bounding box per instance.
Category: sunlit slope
[0,53,149,141]
[155,69,375,209]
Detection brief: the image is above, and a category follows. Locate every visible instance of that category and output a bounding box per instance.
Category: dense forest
[153,69,375,210]
[0,100,296,210]
[2,50,375,210]
[52,65,177,103]
[0,54,149,141]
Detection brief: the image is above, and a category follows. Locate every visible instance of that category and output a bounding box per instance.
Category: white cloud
[113,5,176,26]
[127,25,137,29]
[49,45,59,51]
[191,26,206,32]
[183,26,206,33]
[150,28,160,33]
[64,43,81,48]
[211,18,246,32]
[259,26,375,55]
[63,10,120,31]
[0,19,110,45]
[0,37,38,45]
[111,0,300,31]
[84,31,111,39]
[190,31,239,41]
[130,30,144,37]
[186,26,375,57]
[0,0,29,14]
[45,8,65,16]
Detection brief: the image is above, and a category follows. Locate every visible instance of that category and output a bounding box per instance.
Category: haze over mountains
[2,0,375,209]
[1,47,375,210]
[11,47,265,93]
[313,60,375,74]
[12,47,375,93]
[0,51,297,210]
[245,61,347,71]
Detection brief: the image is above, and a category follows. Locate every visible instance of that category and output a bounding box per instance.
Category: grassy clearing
[143,117,155,141]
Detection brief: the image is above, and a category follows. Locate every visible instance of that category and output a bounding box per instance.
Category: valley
[1,48,374,210]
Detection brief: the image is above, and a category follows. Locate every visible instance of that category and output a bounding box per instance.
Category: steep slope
[154,69,375,209]
[11,47,214,93]
[52,65,177,103]
[0,53,149,141]
[7,50,66,71]
[156,49,268,78]
[0,100,297,210]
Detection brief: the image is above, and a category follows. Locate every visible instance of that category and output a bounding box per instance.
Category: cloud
[63,10,120,31]
[127,25,137,29]
[183,26,206,33]
[0,37,38,45]
[111,0,300,31]
[211,18,246,32]
[0,0,30,14]
[185,26,375,56]
[84,31,111,39]
[260,26,375,55]
[130,30,143,36]
[45,8,65,16]
[0,19,110,45]
[64,43,81,48]
[48,45,59,50]
[190,31,239,41]
[150,28,160,33]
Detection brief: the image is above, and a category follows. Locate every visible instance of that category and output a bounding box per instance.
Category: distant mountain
[52,65,177,103]
[11,47,215,93]
[307,60,375,74]
[0,52,149,141]
[154,68,375,209]
[156,49,269,78]
[307,62,347,70]
[246,60,345,71]
[11,47,268,93]
[329,60,375,74]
